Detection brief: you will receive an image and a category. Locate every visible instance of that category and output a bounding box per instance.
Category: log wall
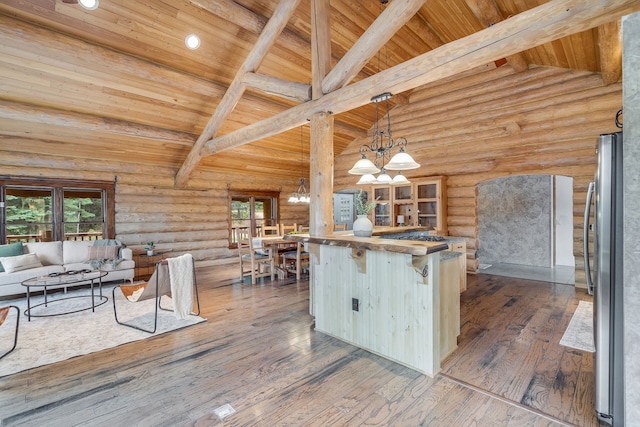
[335,64,622,289]
[0,153,309,268]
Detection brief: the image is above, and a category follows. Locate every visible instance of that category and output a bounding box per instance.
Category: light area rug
[0,284,206,377]
[560,300,595,353]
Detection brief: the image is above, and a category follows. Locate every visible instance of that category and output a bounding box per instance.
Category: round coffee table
[21,270,109,321]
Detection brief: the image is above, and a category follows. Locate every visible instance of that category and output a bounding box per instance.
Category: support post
[309,111,334,237]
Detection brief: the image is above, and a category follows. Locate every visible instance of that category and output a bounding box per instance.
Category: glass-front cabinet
[372,186,391,226]
[369,176,447,234]
[416,176,447,235]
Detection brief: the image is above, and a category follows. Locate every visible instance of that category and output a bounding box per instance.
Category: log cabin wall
[0,154,309,268]
[334,64,622,289]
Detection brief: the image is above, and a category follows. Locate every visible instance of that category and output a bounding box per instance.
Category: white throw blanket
[167,253,194,319]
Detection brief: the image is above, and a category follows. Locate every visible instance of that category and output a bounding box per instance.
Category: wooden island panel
[304,236,460,377]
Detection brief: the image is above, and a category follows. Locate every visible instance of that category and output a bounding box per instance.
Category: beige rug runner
[560,300,595,353]
[0,285,206,377]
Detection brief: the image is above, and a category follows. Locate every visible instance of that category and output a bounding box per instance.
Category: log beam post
[309,111,334,237]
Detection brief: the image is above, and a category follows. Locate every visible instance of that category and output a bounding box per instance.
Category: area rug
[0,285,206,377]
[560,300,595,352]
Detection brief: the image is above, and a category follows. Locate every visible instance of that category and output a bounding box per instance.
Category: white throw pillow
[0,253,43,273]
[62,240,93,264]
[24,241,63,266]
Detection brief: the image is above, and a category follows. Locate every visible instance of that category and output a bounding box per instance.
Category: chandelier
[348,92,419,185]
[289,126,310,203]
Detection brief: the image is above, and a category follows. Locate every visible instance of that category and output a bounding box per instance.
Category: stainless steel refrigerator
[583,131,625,426]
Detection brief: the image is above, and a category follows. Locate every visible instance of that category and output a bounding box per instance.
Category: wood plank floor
[0,266,598,426]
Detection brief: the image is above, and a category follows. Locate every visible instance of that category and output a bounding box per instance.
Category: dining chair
[0,305,19,359]
[280,223,297,235]
[334,223,347,231]
[298,225,310,233]
[261,224,281,236]
[282,242,310,280]
[238,230,275,284]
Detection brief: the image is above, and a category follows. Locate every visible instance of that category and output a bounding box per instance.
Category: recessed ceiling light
[185,34,201,50]
[78,0,99,10]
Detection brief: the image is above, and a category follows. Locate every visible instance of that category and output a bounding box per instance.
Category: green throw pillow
[0,242,24,273]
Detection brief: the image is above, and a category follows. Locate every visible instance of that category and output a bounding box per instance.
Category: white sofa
[0,240,134,298]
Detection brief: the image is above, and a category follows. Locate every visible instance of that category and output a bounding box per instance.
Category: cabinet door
[372,186,391,226]
[415,177,447,234]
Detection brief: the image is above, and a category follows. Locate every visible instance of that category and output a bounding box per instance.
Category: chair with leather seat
[112,253,200,333]
[0,305,19,359]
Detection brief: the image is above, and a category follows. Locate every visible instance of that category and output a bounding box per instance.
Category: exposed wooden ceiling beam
[321,0,427,94]
[598,19,622,85]
[175,0,303,187]
[465,0,528,72]
[311,0,332,100]
[202,0,640,158]
[242,72,311,102]
[189,0,310,59]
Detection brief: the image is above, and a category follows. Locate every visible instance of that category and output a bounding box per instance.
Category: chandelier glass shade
[351,92,420,185]
[290,126,310,203]
[288,178,310,203]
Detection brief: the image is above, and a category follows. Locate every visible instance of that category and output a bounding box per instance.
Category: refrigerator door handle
[584,181,595,295]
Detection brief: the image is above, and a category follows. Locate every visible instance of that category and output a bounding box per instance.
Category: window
[1,178,115,244]
[228,191,279,248]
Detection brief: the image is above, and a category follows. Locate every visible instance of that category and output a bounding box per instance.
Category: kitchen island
[286,230,461,377]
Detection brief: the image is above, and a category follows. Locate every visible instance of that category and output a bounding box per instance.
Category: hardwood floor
[0,266,598,426]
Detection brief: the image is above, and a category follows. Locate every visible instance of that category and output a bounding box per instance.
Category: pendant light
[289,126,310,203]
[349,1,420,185]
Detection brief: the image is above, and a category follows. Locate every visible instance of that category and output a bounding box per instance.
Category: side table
[134,252,166,281]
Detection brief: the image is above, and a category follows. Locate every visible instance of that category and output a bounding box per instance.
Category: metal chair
[112,254,200,333]
[0,305,19,359]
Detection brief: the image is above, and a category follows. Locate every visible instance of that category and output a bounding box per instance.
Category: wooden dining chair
[334,223,346,231]
[261,224,280,236]
[282,242,310,280]
[280,223,297,235]
[238,231,275,284]
[0,305,19,359]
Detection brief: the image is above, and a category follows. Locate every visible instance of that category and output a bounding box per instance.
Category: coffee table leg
[26,287,31,322]
[91,279,95,312]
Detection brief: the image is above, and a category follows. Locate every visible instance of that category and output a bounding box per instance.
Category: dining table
[252,236,297,272]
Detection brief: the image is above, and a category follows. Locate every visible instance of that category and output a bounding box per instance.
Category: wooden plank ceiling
[0,0,631,182]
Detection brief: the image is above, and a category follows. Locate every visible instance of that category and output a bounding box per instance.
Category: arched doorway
[477,174,575,284]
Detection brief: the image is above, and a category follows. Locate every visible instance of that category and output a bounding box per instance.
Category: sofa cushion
[24,241,63,266]
[0,253,43,273]
[0,264,65,287]
[62,240,93,264]
[0,242,24,272]
[87,245,120,260]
